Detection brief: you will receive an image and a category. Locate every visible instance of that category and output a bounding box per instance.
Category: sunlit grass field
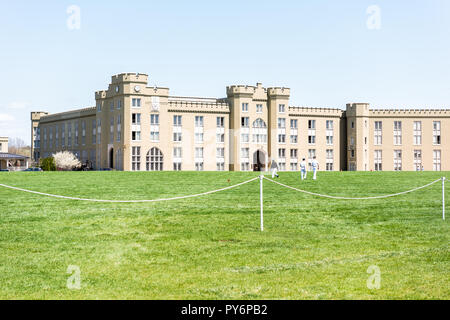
[0,171,448,299]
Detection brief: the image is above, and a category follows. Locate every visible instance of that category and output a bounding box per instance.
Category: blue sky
[0,0,449,143]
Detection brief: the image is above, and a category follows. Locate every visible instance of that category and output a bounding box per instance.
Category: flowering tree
[53,151,81,171]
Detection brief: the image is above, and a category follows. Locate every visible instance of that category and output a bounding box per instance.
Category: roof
[0,153,29,159]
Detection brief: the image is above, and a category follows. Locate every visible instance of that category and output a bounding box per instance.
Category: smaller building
[0,137,29,171]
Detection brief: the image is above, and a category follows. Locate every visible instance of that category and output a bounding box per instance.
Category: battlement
[289,106,344,117]
[30,111,49,121]
[369,108,450,117]
[39,106,96,123]
[167,100,230,114]
[111,72,148,84]
[226,85,259,96]
[267,87,290,97]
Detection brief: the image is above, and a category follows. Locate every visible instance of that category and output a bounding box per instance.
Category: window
[242,103,248,112]
[195,147,204,159]
[326,120,333,130]
[61,124,65,147]
[217,147,225,158]
[414,150,422,171]
[290,149,298,159]
[110,102,114,111]
[326,120,334,145]
[173,115,182,126]
[308,120,316,144]
[132,98,141,107]
[351,121,354,129]
[290,163,298,171]
[394,121,402,145]
[217,117,225,128]
[173,163,182,171]
[74,122,78,146]
[132,146,141,171]
[132,131,141,141]
[195,132,204,143]
[195,116,204,127]
[241,162,250,171]
[278,148,286,159]
[256,104,263,113]
[217,162,225,171]
[374,150,382,171]
[241,133,249,143]
[374,121,382,145]
[241,117,249,128]
[433,150,441,171]
[195,162,204,171]
[278,118,286,128]
[92,119,96,144]
[173,147,182,158]
[146,147,163,171]
[150,114,160,142]
[278,104,285,113]
[216,133,225,143]
[252,119,267,143]
[290,135,298,144]
[413,121,422,145]
[241,148,249,158]
[117,100,121,109]
[97,119,101,145]
[173,115,182,142]
[173,147,182,171]
[109,118,113,144]
[433,121,441,145]
[117,115,121,142]
[55,125,59,148]
[97,102,101,112]
[290,119,298,129]
[394,150,402,171]
[326,149,334,171]
[67,124,71,147]
[132,113,141,125]
[278,134,286,143]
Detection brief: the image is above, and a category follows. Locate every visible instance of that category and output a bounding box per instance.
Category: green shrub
[39,157,56,171]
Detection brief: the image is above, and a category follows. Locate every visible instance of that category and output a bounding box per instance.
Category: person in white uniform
[270,160,279,178]
[311,156,319,180]
[300,158,307,180]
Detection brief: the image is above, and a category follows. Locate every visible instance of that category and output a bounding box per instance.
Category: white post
[443,177,446,221]
[260,175,264,231]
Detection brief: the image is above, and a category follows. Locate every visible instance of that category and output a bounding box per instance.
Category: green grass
[0,171,448,300]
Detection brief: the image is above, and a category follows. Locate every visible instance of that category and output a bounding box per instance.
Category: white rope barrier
[0,177,259,203]
[262,176,442,200]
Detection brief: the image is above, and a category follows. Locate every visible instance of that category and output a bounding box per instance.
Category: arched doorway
[146,147,163,171]
[253,150,266,172]
[109,148,114,169]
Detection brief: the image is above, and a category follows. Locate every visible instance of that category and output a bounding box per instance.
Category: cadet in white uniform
[300,158,307,180]
[270,160,279,178]
[311,156,319,180]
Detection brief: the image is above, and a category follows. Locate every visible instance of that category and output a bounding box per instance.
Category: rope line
[0,177,259,203]
[263,176,442,200]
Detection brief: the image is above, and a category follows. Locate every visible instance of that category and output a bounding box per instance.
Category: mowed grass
[0,171,448,300]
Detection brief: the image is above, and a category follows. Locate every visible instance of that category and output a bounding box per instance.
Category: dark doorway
[109,148,114,169]
[253,150,266,172]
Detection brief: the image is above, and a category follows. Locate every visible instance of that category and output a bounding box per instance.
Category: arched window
[146,147,163,171]
[252,118,267,143]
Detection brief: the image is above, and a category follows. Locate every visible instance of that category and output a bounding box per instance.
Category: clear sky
[0,0,449,144]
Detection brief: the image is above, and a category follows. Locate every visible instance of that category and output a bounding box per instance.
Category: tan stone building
[31,73,449,172]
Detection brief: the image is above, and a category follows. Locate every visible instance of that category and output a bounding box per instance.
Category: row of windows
[373,121,442,146]
[241,103,285,113]
[131,146,226,171]
[373,149,442,171]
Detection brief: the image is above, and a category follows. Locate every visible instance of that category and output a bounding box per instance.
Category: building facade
[31,73,449,172]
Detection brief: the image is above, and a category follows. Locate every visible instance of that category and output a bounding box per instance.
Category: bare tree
[9,137,30,156]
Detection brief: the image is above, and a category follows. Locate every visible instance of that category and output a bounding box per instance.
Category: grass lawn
[0,171,448,299]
